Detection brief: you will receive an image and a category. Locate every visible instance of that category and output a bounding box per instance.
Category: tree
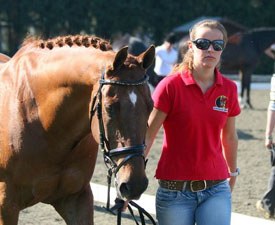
[0,0,274,74]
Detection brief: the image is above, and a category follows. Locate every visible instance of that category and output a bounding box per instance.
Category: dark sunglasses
[192,38,225,51]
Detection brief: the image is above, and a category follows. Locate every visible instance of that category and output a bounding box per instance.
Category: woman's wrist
[229,168,240,177]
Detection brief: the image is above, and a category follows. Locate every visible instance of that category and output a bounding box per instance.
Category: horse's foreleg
[243,71,253,108]
[238,70,247,109]
[239,71,245,99]
[52,184,94,225]
[245,74,253,108]
[0,207,19,225]
[239,70,254,109]
[0,182,20,225]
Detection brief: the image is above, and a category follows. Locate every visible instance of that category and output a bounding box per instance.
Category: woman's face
[190,27,224,70]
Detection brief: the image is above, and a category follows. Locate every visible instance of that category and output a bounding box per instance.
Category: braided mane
[22,35,113,51]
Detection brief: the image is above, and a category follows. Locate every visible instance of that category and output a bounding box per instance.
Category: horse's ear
[112,46,128,70]
[227,32,243,45]
[137,45,155,70]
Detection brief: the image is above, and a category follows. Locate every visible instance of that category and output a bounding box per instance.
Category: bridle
[90,69,149,177]
[90,69,156,225]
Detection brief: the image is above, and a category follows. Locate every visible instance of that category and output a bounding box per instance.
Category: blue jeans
[156,180,231,225]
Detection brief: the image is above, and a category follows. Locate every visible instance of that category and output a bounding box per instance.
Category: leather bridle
[90,70,149,177]
[90,70,156,225]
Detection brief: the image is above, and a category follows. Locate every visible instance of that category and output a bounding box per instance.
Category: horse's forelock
[106,57,141,79]
[124,56,139,67]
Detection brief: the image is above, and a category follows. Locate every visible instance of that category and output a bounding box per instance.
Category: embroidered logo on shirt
[213,95,228,112]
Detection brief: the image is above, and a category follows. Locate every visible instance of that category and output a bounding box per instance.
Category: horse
[0,35,155,225]
[178,27,275,109]
[220,27,275,108]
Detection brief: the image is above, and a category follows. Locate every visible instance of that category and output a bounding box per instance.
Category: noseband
[90,70,149,175]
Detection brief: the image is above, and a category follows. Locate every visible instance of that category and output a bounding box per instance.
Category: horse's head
[91,45,155,200]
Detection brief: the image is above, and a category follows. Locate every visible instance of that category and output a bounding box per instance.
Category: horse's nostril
[119,178,149,200]
[119,182,130,196]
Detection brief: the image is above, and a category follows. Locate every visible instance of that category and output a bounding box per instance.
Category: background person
[145,19,240,225]
[256,58,275,218]
[153,33,178,84]
[265,43,275,73]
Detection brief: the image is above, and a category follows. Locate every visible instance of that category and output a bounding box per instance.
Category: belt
[158,179,225,192]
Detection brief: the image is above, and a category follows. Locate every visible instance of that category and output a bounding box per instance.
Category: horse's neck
[32,49,107,129]
[46,48,107,83]
[8,48,112,138]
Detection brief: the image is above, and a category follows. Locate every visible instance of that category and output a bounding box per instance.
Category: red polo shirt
[152,69,241,180]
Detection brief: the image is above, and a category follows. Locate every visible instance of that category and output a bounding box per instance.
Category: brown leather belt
[158,179,225,192]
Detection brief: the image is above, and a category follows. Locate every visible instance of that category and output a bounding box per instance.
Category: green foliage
[0,0,274,72]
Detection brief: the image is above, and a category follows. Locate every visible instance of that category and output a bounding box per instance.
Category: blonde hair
[173,19,228,73]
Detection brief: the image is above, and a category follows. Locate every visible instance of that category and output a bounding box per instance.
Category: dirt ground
[18,88,275,224]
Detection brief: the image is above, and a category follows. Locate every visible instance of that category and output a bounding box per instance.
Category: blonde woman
[145,20,240,225]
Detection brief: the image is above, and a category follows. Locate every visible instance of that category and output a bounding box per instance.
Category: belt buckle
[190,180,207,192]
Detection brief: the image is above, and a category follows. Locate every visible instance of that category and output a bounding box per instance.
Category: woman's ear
[188,41,193,51]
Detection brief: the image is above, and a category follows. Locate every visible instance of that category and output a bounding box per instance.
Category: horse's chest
[31,167,86,201]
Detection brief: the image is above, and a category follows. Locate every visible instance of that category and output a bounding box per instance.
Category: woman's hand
[265,135,273,149]
[228,176,237,192]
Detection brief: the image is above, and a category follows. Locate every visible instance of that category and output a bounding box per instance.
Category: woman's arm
[145,107,167,157]
[265,109,275,148]
[265,47,275,60]
[222,116,238,191]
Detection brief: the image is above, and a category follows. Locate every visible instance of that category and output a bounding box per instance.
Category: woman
[145,19,241,225]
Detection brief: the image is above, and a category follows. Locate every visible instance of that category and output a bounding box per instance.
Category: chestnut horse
[0,35,155,224]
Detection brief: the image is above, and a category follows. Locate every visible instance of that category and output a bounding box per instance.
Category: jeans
[156,180,231,225]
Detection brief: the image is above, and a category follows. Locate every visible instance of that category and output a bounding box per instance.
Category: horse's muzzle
[116,176,149,200]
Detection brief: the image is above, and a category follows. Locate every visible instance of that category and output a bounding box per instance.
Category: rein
[90,69,156,225]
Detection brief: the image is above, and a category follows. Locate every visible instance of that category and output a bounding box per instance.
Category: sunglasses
[192,38,225,51]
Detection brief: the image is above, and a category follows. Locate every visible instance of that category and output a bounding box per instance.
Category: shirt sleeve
[152,78,172,114]
[268,75,275,111]
[228,81,241,117]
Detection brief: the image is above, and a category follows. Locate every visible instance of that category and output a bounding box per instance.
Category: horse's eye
[105,102,120,117]
[106,87,116,98]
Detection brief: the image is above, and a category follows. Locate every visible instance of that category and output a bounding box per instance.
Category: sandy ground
[18,88,275,224]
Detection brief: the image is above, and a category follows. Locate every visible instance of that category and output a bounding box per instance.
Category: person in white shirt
[257,44,275,218]
[265,43,275,60]
[265,43,275,73]
[154,33,178,84]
